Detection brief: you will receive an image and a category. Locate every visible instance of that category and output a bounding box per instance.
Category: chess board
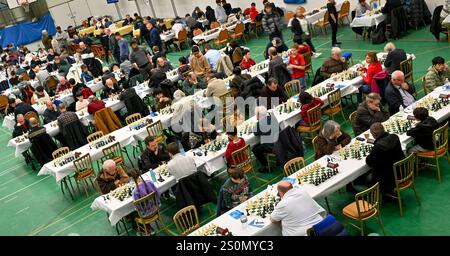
[383,117,414,135]
[244,193,280,219]
[154,164,170,178]
[195,224,219,236]
[249,62,268,73]
[307,84,335,98]
[276,100,301,114]
[340,141,373,160]
[128,118,152,131]
[416,96,450,112]
[159,106,175,115]
[53,151,82,167]
[199,135,228,154]
[335,69,359,81]
[89,135,116,150]
[238,120,256,136]
[107,183,136,202]
[296,163,339,186]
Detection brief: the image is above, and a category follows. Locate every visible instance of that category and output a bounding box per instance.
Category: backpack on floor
[371,24,386,44]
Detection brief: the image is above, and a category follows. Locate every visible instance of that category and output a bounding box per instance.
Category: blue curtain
[0,13,56,48]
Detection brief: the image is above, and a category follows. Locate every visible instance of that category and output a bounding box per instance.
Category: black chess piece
[157,175,165,183]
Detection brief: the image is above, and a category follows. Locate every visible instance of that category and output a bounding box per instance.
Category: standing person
[41,30,52,50]
[116,33,129,62]
[287,46,307,91]
[215,0,228,24]
[262,2,283,41]
[205,6,217,29]
[288,8,321,57]
[146,22,163,53]
[55,26,69,51]
[327,0,341,47]
[129,40,153,80]
[383,42,407,75]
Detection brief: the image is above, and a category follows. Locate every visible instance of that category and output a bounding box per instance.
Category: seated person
[139,136,170,171]
[406,107,440,154]
[80,64,94,83]
[5,98,16,116]
[128,169,160,202]
[424,56,450,93]
[43,100,61,124]
[96,159,130,194]
[205,73,228,98]
[252,106,277,173]
[101,67,115,86]
[264,37,289,59]
[297,91,324,127]
[357,51,382,102]
[182,72,207,95]
[385,70,416,114]
[354,93,390,136]
[229,67,251,96]
[152,57,174,74]
[224,128,246,166]
[320,47,347,79]
[101,78,122,99]
[259,78,287,109]
[167,142,197,182]
[56,76,72,93]
[12,114,30,138]
[204,44,222,71]
[383,42,407,74]
[219,168,251,215]
[270,180,326,236]
[75,91,89,112]
[153,88,172,111]
[32,85,50,104]
[87,96,106,115]
[365,122,405,193]
[13,99,38,119]
[189,45,211,78]
[177,57,191,81]
[314,120,351,160]
[222,105,244,128]
[355,0,371,17]
[240,49,256,71]
[181,118,218,150]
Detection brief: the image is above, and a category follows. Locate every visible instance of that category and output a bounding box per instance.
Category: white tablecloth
[2,115,15,130]
[190,85,450,236]
[90,166,177,226]
[305,1,344,24]
[160,32,175,42]
[350,13,386,27]
[443,15,450,26]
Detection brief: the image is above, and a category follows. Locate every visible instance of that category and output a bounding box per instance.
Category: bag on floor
[371,24,386,44]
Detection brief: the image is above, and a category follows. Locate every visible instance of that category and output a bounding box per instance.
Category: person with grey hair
[320,47,347,79]
[56,102,79,130]
[385,70,416,114]
[314,120,351,160]
[96,159,130,194]
[41,30,52,50]
[383,42,406,74]
[365,122,405,193]
[354,93,390,136]
[252,106,278,173]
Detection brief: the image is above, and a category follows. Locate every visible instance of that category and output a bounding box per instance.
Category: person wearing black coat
[381,0,402,23]
[252,107,279,173]
[354,93,390,136]
[406,107,440,154]
[175,171,216,211]
[384,71,416,114]
[272,126,304,167]
[12,115,30,138]
[13,100,38,120]
[259,78,287,109]
[139,136,171,172]
[383,44,407,74]
[365,122,405,193]
[119,80,150,117]
[205,6,217,25]
[28,120,58,165]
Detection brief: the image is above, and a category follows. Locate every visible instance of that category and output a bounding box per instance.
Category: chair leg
[360,219,365,236]
[436,157,442,183]
[376,214,387,236]
[412,183,421,206]
[324,197,332,214]
[397,191,403,217]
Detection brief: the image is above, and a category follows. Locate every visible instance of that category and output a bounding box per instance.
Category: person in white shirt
[214,0,228,24]
[167,142,197,181]
[203,44,222,71]
[270,181,326,236]
[171,18,187,39]
[288,7,321,58]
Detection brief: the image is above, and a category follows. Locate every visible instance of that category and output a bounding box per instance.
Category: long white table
[190,84,450,236]
[350,12,386,28]
[304,1,344,25]
[193,19,251,44]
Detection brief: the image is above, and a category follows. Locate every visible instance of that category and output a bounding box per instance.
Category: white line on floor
[4,195,17,204]
[0,165,23,176]
[316,34,344,48]
[16,207,29,215]
[0,176,50,202]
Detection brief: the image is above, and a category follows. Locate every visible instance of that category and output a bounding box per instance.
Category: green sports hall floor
[0,25,449,236]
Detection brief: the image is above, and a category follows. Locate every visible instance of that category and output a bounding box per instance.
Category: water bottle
[149,169,157,182]
[399,105,404,115]
[240,214,248,229]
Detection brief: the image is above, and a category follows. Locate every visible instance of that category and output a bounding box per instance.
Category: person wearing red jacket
[87,96,106,115]
[288,46,307,90]
[240,49,256,70]
[358,51,383,102]
[249,3,259,21]
[297,91,324,127]
[224,128,247,166]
